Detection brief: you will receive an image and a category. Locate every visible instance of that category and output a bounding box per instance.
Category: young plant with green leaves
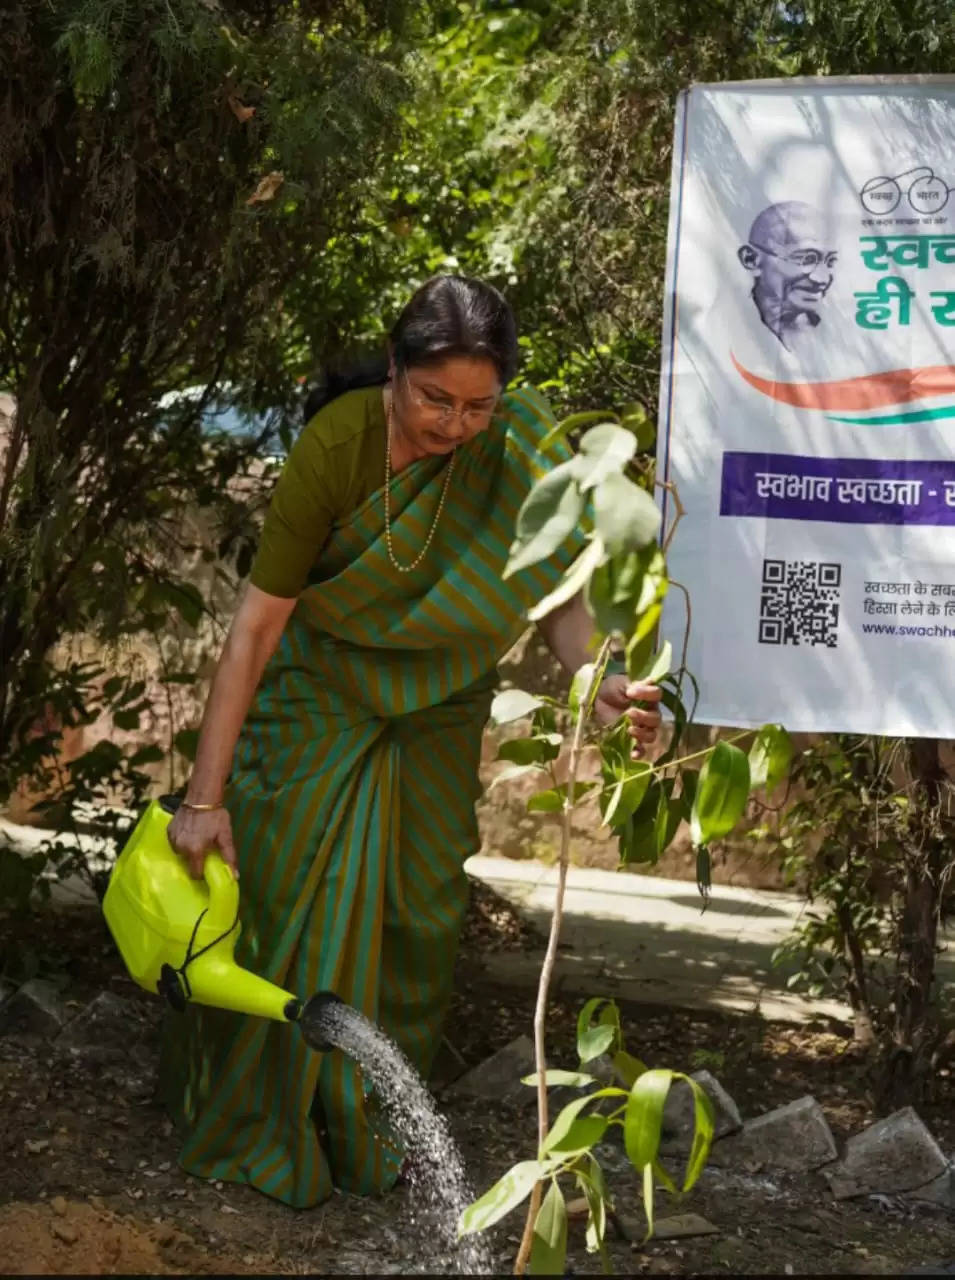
[457,407,792,1274]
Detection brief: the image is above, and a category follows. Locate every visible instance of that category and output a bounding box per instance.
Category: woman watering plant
[162,275,662,1208]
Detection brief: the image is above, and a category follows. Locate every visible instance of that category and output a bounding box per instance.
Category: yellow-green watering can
[104,796,305,1024]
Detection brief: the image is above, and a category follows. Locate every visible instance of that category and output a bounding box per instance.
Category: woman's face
[391,355,501,457]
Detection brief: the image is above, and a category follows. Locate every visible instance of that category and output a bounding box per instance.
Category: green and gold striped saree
[160,387,582,1207]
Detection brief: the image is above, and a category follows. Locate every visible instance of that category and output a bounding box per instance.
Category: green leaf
[522,1070,596,1089]
[531,704,558,736]
[541,1095,599,1153]
[613,1050,648,1089]
[696,846,712,900]
[526,788,562,813]
[576,997,610,1047]
[577,1156,608,1257]
[585,544,661,637]
[541,410,617,450]
[643,1162,656,1241]
[654,791,683,861]
[528,780,596,813]
[624,604,662,677]
[577,1024,615,1063]
[748,724,793,795]
[458,1160,551,1236]
[547,1114,608,1155]
[683,1076,716,1191]
[498,734,562,766]
[113,708,141,731]
[489,762,544,791]
[621,404,656,452]
[574,423,637,490]
[690,741,750,847]
[570,662,597,715]
[529,1181,568,1276]
[679,769,699,819]
[505,461,584,577]
[527,536,606,623]
[602,763,652,827]
[593,472,661,553]
[490,689,543,725]
[129,745,164,767]
[623,1067,673,1170]
[633,640,672,685]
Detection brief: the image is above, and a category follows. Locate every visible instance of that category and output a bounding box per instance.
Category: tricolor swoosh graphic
[731,353,955,411]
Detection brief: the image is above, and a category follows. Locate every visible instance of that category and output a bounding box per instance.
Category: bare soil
[1,884,954,1276]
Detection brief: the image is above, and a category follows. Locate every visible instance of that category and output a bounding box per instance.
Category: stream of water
[299,996,493,1275]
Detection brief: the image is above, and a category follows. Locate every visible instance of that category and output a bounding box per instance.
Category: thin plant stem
[514,638,614,1275]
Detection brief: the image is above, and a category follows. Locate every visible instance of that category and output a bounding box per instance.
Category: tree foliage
[0,0,412,810]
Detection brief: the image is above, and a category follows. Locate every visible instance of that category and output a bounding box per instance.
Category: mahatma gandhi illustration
[737,202,838,349]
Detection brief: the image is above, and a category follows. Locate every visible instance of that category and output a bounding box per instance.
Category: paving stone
[902,1166,955,1209]
[660,1069,742,1156]
[55,991,142,1062]
[825,1107,948,1200]
[0,978,67,1039]
[708,1095,837,1173]
[446,1034,536,1106]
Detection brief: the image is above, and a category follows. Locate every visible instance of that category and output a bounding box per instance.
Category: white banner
[657,76,955,737]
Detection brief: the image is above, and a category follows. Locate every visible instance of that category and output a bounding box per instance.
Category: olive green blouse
[250,386,387,599]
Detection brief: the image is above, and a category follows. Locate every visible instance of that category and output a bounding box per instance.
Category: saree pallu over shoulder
[160,386,585,1209]
[287,385,584,717]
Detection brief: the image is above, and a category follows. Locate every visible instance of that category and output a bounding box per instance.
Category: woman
[162,276,662,1208]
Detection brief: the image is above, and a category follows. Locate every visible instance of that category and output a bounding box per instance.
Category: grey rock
[0,978,67,1039]
[55,991,142,1062]
[660,1069,742,1156]
[903,1166,955,1209]
[709,1095,837,1173]
[825,1108,948,1200]
[447,1034,536,1106]
[654,1213,720,1240]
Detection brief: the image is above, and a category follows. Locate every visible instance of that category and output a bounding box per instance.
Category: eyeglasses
[401,370,498,430]
[754,244,838,270]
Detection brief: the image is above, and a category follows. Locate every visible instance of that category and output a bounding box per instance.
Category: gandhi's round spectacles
[755,244,838,270]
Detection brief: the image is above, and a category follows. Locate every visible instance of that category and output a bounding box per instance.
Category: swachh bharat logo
[731,187,955,428]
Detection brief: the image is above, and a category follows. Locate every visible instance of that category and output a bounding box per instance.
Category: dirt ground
[1,885,954,1276]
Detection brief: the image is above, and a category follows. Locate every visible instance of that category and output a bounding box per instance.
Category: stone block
[660,1069,742,1156]
[446,1035,536,1106]
[903,1167,955,1210]
[0,978,67,1039]
[709,1095,837,1172]
[55,991,143,1062]
[824,1107,948,1200]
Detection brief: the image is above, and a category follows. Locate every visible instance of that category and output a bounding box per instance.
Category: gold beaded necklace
[383,392,456,573]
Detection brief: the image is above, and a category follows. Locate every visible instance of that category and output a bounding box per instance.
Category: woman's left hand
[593,675,663,758]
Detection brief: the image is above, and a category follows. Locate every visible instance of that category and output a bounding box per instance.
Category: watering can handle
[202,851,240,932]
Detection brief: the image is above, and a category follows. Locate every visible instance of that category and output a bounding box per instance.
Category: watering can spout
[104,797,301,1023]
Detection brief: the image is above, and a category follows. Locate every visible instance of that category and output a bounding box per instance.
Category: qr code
[759,559,841,647]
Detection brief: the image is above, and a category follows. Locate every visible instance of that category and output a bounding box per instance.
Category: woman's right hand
[167,806,239,881]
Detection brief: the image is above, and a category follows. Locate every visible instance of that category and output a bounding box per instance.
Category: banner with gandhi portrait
[657,76,955,736]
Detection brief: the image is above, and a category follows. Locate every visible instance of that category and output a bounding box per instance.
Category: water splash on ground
[300,996,492,1275]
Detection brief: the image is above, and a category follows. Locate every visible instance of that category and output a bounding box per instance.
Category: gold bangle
[181,800,224,813]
